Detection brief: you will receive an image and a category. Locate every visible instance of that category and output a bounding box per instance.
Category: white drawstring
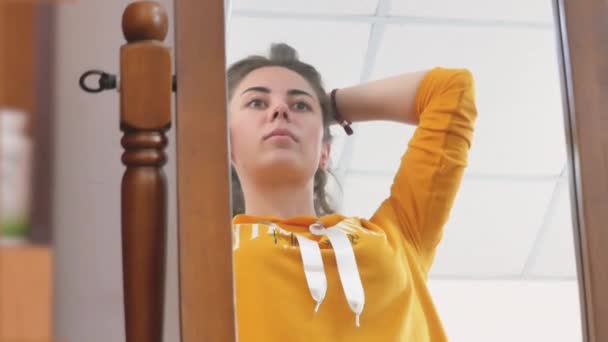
[310,222,365,327]
[251,223,259,239]
[296,234,327,313]
[241,222,365,327]
[233,224,240,251]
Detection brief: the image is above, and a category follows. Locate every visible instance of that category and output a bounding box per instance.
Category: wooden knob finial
[122,1,168,43]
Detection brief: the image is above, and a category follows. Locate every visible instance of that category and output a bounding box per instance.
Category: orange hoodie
[232,67,477,341]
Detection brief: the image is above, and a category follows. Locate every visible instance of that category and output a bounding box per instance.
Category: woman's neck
[240,178,317,218]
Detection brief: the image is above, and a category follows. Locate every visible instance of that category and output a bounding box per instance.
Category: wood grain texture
[175,0,237,340]
[0,3,56,245]
[557,0,608,340]
[120,2,172,342]
[0,3,35,116]
[0,246,52,341]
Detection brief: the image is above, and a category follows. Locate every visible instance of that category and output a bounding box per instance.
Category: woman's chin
[254,153,310,175]
[260,156,300,170]
[258,149,300,163]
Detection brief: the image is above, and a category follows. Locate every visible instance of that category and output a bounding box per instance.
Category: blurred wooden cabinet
[1,3,54,339]
[0,3,35,115]
[0,246,52,342]
[0,2,55,245]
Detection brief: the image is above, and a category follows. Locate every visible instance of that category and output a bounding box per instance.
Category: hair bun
[269,42,299,63]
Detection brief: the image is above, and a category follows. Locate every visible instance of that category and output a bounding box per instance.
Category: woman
[228,43,477,341]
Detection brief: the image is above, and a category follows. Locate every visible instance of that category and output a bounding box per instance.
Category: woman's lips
[263,128,297,142]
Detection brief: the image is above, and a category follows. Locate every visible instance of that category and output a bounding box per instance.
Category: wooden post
[120,2,172,342]
[557,0,608,340]
[174,0,237,340]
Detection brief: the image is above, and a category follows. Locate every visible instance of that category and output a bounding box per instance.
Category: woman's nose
[271,104,290,121]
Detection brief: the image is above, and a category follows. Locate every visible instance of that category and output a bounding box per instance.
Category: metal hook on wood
[79,70,176,93]
[79,70,117,93]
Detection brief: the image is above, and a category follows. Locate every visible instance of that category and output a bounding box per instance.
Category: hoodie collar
[232,212,365,327]
[232,213,346,229]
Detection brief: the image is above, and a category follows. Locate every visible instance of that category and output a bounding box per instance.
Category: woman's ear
[319,142,331,171]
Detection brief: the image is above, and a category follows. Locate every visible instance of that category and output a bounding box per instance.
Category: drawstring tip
[314,302,321,314]
[355,314,361,327]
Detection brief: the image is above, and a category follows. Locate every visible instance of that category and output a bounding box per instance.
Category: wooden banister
[120,2,171,342]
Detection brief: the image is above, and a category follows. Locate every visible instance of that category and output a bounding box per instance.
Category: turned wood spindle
[120,2,171,342]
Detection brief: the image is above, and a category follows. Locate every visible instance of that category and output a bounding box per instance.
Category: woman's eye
[292,101,312,111]
[247,99,266,109]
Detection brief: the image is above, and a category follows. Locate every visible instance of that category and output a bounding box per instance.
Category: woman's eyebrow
[287,89,314,99]
[241,86,270,95]
[240,86,314,99]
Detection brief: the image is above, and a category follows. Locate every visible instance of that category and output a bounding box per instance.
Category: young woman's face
[229,66,330,186]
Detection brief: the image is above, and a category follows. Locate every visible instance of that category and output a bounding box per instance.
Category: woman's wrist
[330,89,353,135]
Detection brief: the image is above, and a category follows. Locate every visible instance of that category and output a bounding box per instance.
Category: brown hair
[227,43,336,217]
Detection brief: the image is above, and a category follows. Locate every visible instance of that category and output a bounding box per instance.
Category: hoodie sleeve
[370,67,478,274]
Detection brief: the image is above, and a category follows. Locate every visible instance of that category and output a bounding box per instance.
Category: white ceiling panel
[231,0,379,15]
[525,178,578,278]
[227,17,371,91]
[390,0,554,24]
[372,24,567,176]
[347,121,417,173]
[339,173,392,218]
[429,179,555,277]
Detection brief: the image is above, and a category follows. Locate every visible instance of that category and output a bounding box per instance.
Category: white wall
[429,280,584,342]
[52,1,179,341]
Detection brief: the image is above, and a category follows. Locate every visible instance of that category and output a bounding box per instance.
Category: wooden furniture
[556,0,608,341]
[120,2,172,342]
[0,1,55,246]
[0,4,53,340]
[169,1,608,341]
[0,246,52,341]
[174,0,236,341]
[80,3,173,341]
[0,3,35,116]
